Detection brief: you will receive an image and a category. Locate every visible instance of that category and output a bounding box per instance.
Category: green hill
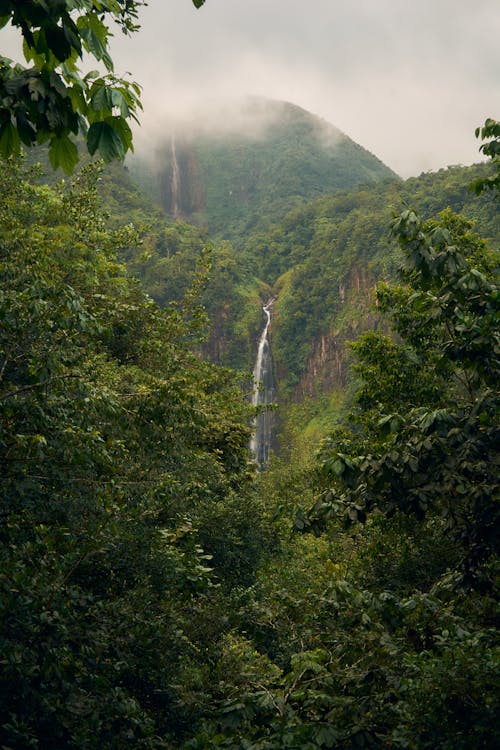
[128,98,398,237]
[27,126,496,452]
[106,154,499,428]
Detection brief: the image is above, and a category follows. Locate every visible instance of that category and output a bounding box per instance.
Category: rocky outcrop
[294,269,379,399]
[296,331,349,398]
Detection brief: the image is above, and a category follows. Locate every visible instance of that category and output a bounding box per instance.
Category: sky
[3,0,500,177]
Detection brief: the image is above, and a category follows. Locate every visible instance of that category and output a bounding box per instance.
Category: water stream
[170,135,180,218]
[250,302,275,468]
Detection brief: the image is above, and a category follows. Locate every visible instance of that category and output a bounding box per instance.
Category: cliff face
[294,270,379,400]
[297,332,349,398]
[157,142,206,219]
[270,256,381,403]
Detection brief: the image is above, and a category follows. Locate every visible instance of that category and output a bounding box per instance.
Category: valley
[1,96,498,749]
[116,100,499,460]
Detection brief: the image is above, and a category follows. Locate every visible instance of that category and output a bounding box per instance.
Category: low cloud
[2,0,498,176]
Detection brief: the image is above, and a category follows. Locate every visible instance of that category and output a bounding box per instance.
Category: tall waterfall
[170,135,181,218]
[250,303,275,468]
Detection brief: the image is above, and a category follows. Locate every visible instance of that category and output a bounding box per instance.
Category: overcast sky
[3,0,500,176]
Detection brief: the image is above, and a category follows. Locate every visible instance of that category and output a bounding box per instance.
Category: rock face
[293,266,380,400]
[157,143,205,219]
[128,98,398,235]
[298,333,349,398]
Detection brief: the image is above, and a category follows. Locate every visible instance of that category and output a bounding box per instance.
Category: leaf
[111,88,130,118]
[192,0,206,7]
[78,12,114,71]
[90,84,113,113]
[105,115,132,152]
[87,120,124,161]
[45,24,72,62]
[27,74,47,101]
[314,724,339,746]
[15,113,36,146]
[0,120,21,158]
[48,134,79,174]
[331,457,345,475]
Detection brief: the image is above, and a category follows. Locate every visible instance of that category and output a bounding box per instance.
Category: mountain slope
[128,98,398,237]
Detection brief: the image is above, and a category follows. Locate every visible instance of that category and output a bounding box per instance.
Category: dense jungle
[0,2,498,748]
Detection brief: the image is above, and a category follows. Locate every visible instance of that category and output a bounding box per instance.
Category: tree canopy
[471,118,500,195]
[0,156,273,748]
[0,3,498,739]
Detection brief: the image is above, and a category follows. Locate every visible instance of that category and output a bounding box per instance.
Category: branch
[1,373,82,400]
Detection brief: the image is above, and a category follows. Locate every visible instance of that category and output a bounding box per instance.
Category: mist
[104,0,499,177]
[1,0,498,176]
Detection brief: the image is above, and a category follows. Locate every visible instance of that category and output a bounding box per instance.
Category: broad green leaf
[111,88,130,118]
[90,83,113,113]
[45,25,73,62]
[0,120,20,158]
[106,116,133,151]
[48,134,79,174]
[15,114,36,146]
[87,120,124,161]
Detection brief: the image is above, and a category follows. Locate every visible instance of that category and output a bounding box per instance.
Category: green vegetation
[472,118,500,195]
[129,99,397,238]
[128,125,499,402]
[0,157,273,748]
[239,162,499,400]
[0,110,498,748]
[183,172,499,750]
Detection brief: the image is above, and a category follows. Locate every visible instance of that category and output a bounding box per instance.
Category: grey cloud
[1,0,498,176]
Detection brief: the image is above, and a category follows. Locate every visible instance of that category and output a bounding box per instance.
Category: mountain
[81,124,499,457]
[112,154,499,416]
[127,98,398,237]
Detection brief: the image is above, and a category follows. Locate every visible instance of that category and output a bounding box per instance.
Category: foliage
[179,171,499,750]
[128,153,499,397]
[313,208,498,588]
[0,0,203,172]
[0,157,269,748]
[190,583,499,749]
[471,118,500,195]
[127,134,500,404]
[263,163,499,399]
[2,86,499,748]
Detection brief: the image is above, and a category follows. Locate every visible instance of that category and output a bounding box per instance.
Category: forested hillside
[3,143,498,748]
[259,163,500,400]
[118,157,500,418]
[128,98,397,237]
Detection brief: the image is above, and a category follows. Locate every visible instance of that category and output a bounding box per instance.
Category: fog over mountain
[1,0,498,176]
[128,98,399,236]
[108,0,500,177]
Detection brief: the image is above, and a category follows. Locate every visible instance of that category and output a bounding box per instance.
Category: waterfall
[250,302,275,468]
[170,135,180,218]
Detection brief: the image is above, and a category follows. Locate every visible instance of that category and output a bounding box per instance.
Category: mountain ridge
[128,97,399,237]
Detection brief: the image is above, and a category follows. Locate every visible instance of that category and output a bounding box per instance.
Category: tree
[0,157,267,748]
[184,209,499,750]
[0,0,205,172]
[471,118,500,195]
[314,208,499,587]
